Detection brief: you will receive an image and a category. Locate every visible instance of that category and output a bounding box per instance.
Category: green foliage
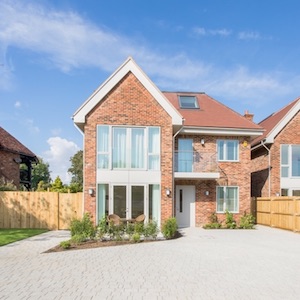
[71,234,86,244]
[144,221,159,238]
[225,210,237,229]
[203,212,222,229]
[50,176,68,192]
[161,217,178,239]
[239,212,255,229]
[131,232,141,243]
[68,150,83,192]
[134,222,144,234]
[70,213,95,239]
[97,216,108,238]
[0,177,17,191]
[60,240,71,249]
[31,158,51,190]
[0,229,48,246]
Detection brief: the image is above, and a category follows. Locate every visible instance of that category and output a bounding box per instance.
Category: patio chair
[135,214,145,223]
[107,214,121,226]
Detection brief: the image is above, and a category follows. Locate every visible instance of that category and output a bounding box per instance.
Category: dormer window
[179,95,199,109]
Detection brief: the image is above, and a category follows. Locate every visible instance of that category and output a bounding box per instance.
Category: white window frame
[281,144,300,178]
[97,125,160,171]
[217,140,239,162]
[216,186,239,213]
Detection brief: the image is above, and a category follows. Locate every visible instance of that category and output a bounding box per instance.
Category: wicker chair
[135,214,145,223]
[107,214,121,226]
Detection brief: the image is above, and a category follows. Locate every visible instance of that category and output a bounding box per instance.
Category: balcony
[174,151,220,180]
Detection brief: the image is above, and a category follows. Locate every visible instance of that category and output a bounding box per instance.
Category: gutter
[172,119,185,217]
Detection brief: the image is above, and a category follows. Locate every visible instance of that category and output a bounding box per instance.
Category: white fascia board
[265,100,300,144]
[73,57,183,127]
[181,126,264,137]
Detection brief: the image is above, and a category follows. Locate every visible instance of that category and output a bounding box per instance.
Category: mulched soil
[44,231,182,253]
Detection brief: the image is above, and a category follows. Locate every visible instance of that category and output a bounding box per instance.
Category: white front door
[176,185,195,227]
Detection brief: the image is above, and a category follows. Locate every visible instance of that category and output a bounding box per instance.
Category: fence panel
[0,191,83,230]
[256,197,300,232]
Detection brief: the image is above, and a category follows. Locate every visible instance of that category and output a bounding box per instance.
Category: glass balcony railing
[174,151,218,173]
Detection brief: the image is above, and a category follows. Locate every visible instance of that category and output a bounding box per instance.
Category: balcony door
[178,139,193,172]
[112,185,145,219]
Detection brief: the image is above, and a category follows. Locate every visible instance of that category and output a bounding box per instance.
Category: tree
[68,150,83,192]
[50,176,68,192]
[31,158,51,191]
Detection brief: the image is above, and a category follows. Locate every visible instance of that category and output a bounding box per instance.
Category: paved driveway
[1,226,300,300]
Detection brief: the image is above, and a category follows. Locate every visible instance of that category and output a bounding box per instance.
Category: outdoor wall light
[88,188,94,196]
[166,189,171,197]
[201,139,205,146]
[205,191,209,196]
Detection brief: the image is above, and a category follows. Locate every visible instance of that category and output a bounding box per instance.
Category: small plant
[161,217,178,239]
[71,234,86,244]
[131,232,141,243]
[144,221,159,238]
[203,213,222,229]
[225,210,237,229]
[70,212,96,239]
[60,240,71,249]
[96,215,108,239]
[134,222,144,234]
[239,212,255,229]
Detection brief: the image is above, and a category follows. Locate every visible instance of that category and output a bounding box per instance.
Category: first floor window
[217,140,238,161]
[217,186,238,213]
[281,144,300,178]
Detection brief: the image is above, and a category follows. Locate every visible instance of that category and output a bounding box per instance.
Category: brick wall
[175,135,252,226]
[251,112,300,197]
[83,72,173,223]
[0,150,20,188]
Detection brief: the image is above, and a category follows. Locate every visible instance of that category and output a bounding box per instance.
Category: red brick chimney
[244,110,254,122]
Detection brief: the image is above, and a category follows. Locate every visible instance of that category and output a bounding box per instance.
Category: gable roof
[73,57,183,131]
[164,92,264,137]
[0,127,37,159]
[251,97,300,147]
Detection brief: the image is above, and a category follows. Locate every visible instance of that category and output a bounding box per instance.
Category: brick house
[73,57,263,227]
[251,97,300,197]
[0,126,38,190]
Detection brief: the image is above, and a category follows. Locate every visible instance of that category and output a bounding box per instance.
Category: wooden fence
[256,197,300,232]
[0,191,83,230]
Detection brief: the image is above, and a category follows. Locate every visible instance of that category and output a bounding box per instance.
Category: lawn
[0,229,49,246]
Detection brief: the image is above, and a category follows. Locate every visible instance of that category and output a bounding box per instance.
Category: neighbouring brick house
[73,57,264,227]
[0,126,38,190]
[251,97,300,197]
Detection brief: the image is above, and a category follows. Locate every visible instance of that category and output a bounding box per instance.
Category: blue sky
[1,0,300,183]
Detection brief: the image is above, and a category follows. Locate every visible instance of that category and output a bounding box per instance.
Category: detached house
[0,126,38,190]
[73,57,263,227]
[251,98,300,197]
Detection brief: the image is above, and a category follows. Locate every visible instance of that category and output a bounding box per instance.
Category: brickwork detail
[83,72,173,223]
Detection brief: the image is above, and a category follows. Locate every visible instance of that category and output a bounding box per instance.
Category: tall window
[217,140,238,161]
[281,145,300,177]
[97,125,160,170]
[217,186,238,213]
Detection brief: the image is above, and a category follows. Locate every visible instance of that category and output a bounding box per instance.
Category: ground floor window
[97,183,160,224]
[216,186,239,213]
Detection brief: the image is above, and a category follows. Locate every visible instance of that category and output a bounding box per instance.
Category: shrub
[131,232,141,243]
[225,210,237,229]
[239,212,255,229]
[161,217,178,239]
[70,213,96,239]
[134,222,144,234]
[144,221,159,238]
[71,234,86,244]
[203,213,222,229]
[60,240,71,249]
[96,215,108,239]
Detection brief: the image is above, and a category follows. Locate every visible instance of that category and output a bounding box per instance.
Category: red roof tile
[0,127,37,159]
[163,92,262,130]
[251,97,300,146]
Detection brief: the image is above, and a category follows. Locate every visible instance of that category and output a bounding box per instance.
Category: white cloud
[193,27,231,37]
[43,136,80,184]
[238,31,261,40]
[25,118,40,134]
[14,101,21,108]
